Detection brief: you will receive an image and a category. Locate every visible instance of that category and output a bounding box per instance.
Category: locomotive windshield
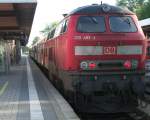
[77,16,105,32]
[109,16,137,32]
[77,16,137,33]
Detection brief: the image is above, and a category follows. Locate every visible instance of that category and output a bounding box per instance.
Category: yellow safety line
[0,81,8,96]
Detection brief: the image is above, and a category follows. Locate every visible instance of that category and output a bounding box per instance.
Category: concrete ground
[0,55,79,120]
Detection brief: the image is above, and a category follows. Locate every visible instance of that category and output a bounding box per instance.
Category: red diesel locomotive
[30,4,147,113]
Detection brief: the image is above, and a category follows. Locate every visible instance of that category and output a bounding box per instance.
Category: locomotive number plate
[103,47,116,55]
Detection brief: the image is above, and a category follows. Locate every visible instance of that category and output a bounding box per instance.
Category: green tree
[40,22,58,37]
[32,36,40,46]
[22,46,29,54]
[137,0,150,19]
[117,0,150,19]
[117,0,145,12]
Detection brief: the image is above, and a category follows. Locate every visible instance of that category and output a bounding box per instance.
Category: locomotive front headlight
[117,45,142,55]
[80,61,88,69]
[123,60,138,69]
[89,62,96,69]
[123,60,132,69]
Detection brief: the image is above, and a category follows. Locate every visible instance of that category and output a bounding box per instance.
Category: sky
[28,0,117,46]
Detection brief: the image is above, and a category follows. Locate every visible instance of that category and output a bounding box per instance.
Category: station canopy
[0,0,37,46]
[139,18,150,33]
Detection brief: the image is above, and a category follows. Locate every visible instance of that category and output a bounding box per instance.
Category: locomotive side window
[54,23,63,37]
[47,28,56,40]
[47,33,51,40]
[51,29,56,38]
[60,19,68,33]
[77,16,105,33]
[53,18,69,38]
[109,16,137,32]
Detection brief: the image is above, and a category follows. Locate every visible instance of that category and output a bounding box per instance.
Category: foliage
[117,0,144,11]
[117,0,150,20]
[137,0,150,19]
[40,21,58,37]
[22,46,29,53]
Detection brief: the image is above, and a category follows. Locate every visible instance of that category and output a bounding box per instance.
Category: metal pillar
[4,42,10,73]
[15,40,21,64]
[0,40,5,72]
[0,40,10,73]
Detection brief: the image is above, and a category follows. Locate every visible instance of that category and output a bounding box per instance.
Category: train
[30,4,147,113]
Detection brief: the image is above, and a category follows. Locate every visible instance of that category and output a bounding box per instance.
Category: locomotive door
[48,44,56,75]
[51,19,68,75]
[53,21,64,74]
[44,48,48,68]
[54,36,62,73]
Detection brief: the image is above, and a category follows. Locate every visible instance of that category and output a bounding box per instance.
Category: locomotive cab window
[109,16,137,32]
[77,16,106,33]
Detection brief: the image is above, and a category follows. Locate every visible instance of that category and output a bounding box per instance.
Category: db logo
[103,47,116,55]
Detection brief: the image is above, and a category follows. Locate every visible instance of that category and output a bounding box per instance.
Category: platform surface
[0,55,79,120]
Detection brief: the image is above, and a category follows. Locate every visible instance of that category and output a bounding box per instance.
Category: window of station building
[109,16,137,32]
[77,16,106,33]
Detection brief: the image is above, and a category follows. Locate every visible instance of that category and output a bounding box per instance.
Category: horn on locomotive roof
[92,1,102,5]
[63,14,68,17]
[101,4,111,12]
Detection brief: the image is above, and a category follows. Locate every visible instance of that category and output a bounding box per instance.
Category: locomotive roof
[69,4,134,15]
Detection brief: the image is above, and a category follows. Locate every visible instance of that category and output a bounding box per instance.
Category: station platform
[0,55,79,120]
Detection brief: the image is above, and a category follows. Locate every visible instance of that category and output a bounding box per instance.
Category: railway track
[77,76,150,120]
[80,113,133,120]
[79,107,150,120]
